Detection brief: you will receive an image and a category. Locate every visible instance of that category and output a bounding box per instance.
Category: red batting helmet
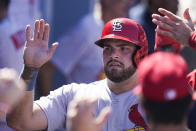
[138,52,189,101]
[154,26,181,53]
[95,18,148,66]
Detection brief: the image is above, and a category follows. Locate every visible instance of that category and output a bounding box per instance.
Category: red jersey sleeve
[189,31,196,50]
[187,69,196,91]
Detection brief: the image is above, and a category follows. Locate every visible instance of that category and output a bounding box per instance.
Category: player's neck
[149,122,190,131]
[107,71,138,94]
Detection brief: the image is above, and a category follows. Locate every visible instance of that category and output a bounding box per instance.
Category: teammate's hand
[152,8,195,46]
[67,97,111,131]
[23,19,58,68]
[0,68,25,115]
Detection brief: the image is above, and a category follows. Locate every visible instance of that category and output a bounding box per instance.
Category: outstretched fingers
[25,25,31,41]
[38,19,45,40]
[33,19,49,41]
[152,17,173,31]
[183,8,195,31]
[158,8,181,22]
[155,28,174,39]
[152,13,176,25]
[184,8,192,20]
[48,42,59,60]
[33,20,40,40]
[43,24,50,41]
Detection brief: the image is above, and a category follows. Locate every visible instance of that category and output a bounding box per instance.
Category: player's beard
[104,59,136,83]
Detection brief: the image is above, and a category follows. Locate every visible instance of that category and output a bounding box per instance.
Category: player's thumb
[48,42,58,59]
[184,8,191,20]
[184,8,194,30]
[96,106,111,130]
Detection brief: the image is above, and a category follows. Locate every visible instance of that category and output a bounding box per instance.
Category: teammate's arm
[6,19,58,131]
[189,31,196,50]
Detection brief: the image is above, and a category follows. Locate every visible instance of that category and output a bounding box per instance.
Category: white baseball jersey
[51,13,105,84]
[0,18,25,74]
[35,79,148,131]
[0,18,25,131]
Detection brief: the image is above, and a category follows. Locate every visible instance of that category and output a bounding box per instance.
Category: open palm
[23,19,58,68]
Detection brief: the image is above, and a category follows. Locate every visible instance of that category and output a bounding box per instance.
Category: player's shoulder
[87,78,107,88]
[64,79,106,88]
[48,79,107,101]
[60,79,107,93]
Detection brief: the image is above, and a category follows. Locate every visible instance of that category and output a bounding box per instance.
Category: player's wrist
[21,65,39,91]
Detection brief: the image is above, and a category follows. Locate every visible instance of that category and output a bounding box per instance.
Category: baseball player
[137,52,193,131]
[7,18,149,131]
[0,0,26,74]
[66,52,194,131]
[0,1,26,130]
[67,51,196,131]
[38,0,135,96]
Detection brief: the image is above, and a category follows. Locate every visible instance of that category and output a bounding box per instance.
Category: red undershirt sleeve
[189,31,196,50]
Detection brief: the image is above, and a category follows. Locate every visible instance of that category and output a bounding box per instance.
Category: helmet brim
[95,35,139,48]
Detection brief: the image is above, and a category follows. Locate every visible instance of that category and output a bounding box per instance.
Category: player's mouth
[107,60,123,69]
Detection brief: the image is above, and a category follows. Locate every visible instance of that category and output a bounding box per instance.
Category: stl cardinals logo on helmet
[113,19,122,32]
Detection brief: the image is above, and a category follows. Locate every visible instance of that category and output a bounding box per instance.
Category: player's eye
[120,46,130,52]
[104,46,112,52]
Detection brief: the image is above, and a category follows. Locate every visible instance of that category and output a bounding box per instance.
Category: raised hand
[23,19,58,68]
[152,8,195,46]
[67,97,111,131]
